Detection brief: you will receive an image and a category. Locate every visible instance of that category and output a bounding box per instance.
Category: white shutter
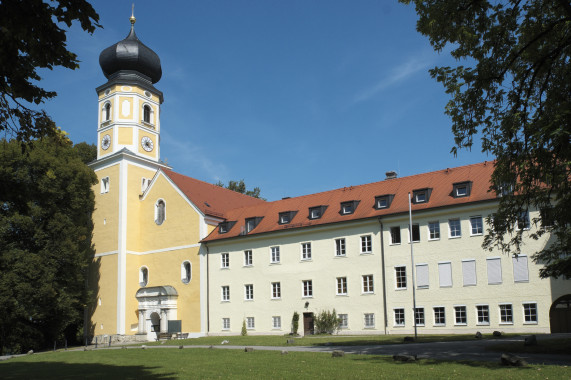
[487,258,502,284]
[438,262,452,287]
[512,256,529,282]
[416,264,429,288]
[462,260,477,286]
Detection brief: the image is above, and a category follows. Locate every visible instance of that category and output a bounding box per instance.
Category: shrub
[241,320,247,336]
[292,312,299,335]
[314,309,341,335]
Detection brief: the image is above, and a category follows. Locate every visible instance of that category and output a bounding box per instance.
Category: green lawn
[1,348,567,380]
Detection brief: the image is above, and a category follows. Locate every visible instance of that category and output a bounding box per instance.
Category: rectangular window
[395,266,407,289]
[410,224,420,242]
[270,246,280,264]
[415,307,425,326]
[301,243,312,260]
[221,286,230,302]
[336,277,347,295]
[222,318,230,330]
[362,275,374,293]
[364,313,375,328]
[246,317,255,329]
[309,206,326,220]
[221,253,229,268]
[271,282,281,299]
[244,250,253,266]
[361,235,372,254]
[500,304,513,324]
[449,219,461,238]
[476,305,490,325]
[470,216,483,235]
[540,207,555,228]
[454,306,467,325]
[438,262,452,287]
[101,177,110,194]
[428,221,440,240]
[416,263,429,289]
[512,256,529,282]
[462,260,477,286]
[375,195,392,209]
[341,202,356,215]
[338,314,348,329]
[272,316,281,329]
[523,303,538,323]
[390,227,401,244]
[244,284,253,300]
[434,307,446,325]
[394,308,405,326]
[517,211,530,230]
[335,239,346,256]
[302,280,313,297]
[453,181,471,197]
[487,257,502,284]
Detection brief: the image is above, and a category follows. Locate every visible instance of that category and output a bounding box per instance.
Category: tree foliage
[215,179,265,200]
[0,136,97,354]
[0,0,100,144]
[402,0,571,278]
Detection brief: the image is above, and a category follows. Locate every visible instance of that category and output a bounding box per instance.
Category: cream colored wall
[118,127,133,145]
[90,252,118,336]
[92,164,120,253]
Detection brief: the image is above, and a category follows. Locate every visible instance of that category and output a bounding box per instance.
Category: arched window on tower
[139,266,149,287]
[181,261,191,284]
[155,199,166,225]
[143,105,151,124]
[104,102,111,121]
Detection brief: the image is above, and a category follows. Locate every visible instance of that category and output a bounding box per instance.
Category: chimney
[385,171,397,180]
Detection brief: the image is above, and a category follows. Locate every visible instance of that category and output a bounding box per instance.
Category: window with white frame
[335,238,346,256]
[338,314,348,329]
[433,307,446,325]
[362,275,374,293]
[487,257,502,284]
[416,263,429,289]
[270,246,280,264]
[245,284,254,300]
[410,224,420,242]
[476,305,490,325]
[143,104,152,124]
[395,266,407,289]
[246,317,255,329]
[453,182,471,197]
[221,253,229,268]
[271,282,281,299]
[390,226,401,244]
[517,210,530,230]
[336,277,347,295]
[222,318,230,330]
[438,262,452,287]
[301,243,311,260]
[101,177,110,194]
[141,177,151,192]
[394,308,405,326]
[449,219,461,238]
[512,255,529,282]
[221,286,230,301]
[155,199,166,225]
[470,216,483,235]
[361,235,372,254]
[244,250,253,266]
[499,304,513,324]
[364,313,375,328]
[272,316,281,329]
[454,306,467,325]
[103,102,111,121]
[415,307,425,326]
[461,259,477,286]
[139,266,148,287]
[523,303,538,323]
[302,280,313,297]
[181,261,191,284]
[428,221,440,240]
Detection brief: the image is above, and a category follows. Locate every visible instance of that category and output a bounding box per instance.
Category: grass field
[1,348,568,380]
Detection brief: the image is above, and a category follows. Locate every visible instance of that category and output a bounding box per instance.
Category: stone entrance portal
[135,285,178,341]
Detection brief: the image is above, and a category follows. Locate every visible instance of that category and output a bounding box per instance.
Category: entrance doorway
[550,295,571,333]
[303,312,314,335]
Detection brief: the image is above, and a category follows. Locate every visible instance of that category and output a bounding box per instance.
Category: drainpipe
[377,217,388,335]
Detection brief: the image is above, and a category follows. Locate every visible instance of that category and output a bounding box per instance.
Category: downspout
[205,243,210,334]
[377,217,388,334]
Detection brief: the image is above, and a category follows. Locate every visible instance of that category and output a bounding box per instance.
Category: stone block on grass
[332,350,345,357]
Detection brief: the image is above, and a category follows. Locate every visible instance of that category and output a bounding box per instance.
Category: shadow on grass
[0,362,177,380]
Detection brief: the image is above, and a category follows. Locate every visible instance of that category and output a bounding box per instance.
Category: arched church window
[143,105,151,124]
[104,102,111,121]
[139,266,149,287]
[181,261,191,284]
[155,199,166,225]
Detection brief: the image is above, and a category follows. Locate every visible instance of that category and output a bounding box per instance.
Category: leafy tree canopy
[215,179,265,200]
[0,136,97,354]
[401,0,570,278]
[0,0,100,145]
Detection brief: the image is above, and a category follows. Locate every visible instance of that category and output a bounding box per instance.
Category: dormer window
[309,205,327,220]
[453,181,472,198]
[412,188,432,204]
[245,217,263,233]
[374,194,394,209]
[278,211,298,225]
[340,200,360,215]
[219,221,236,234]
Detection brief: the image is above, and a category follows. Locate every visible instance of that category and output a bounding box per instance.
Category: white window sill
[395,288,407,291]
[389,243,401,246]
[243,265,253,268]
[417,286,429,290]
[244,299,254,302]
[523,321,538,325]
[433,324,446,327]
[270,262,281,265]
[335,255,347,258]
[360,252,372,255]
[336,294,348,297]
[499,322,514,325]
[488,282,503,285]
[301,259,312,262]
[414,324,425,327]
[476,322,490,326]
[428,238,440,242]
[470,233,483,237]
[220,267,229,270]
[448,236,461,239]
[271,298,281,301]
[221,300,230,303]
[361,292,375,295]
[454,323,467,326]
[393,324,405,328]
[364,326,376,329]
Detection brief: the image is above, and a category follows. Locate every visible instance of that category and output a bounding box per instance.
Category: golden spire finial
[130,3,136,25]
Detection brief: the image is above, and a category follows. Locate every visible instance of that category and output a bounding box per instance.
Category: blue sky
[40,0,491,201]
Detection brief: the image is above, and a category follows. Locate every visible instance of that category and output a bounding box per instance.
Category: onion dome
[99,16,162,83]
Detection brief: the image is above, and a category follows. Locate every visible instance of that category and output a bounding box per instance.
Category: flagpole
[409,192,418,340]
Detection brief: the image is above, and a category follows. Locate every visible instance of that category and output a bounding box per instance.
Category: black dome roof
[99,25,162,83]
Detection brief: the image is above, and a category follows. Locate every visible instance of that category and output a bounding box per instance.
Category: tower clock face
[101,134,111,150]
[141,136,154,152]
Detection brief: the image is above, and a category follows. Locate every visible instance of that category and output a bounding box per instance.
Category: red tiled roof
[202,161,497,242]
[163,169,265,218]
